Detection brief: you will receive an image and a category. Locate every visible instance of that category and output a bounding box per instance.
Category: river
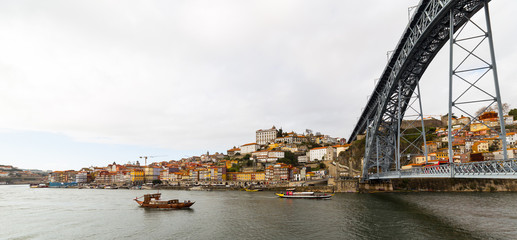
[1,185,516,239]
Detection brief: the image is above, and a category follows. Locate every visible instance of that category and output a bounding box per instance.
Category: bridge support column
[448,1,508,168]
[484,1,508,160]
[396,82,401,172]
[448,8,454,167]
[397,80,429,169]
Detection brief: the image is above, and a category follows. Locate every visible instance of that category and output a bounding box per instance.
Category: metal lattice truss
[398,83,428,167]
[446,0,508,161]
[369,158,517,179]
[346,0,510,179]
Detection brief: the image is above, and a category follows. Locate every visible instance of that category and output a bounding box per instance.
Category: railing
[454,159,517,177]
[368,158,517,179]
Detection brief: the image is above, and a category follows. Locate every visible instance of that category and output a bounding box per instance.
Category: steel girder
[353,0,489,179]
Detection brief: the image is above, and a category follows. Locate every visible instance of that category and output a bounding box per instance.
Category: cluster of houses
[8,112,516,185]
[402,111,517,169]
[47,126,349,186]
[0,165,50,184]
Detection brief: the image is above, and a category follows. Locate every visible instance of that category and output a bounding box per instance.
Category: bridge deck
[368,159,517,180]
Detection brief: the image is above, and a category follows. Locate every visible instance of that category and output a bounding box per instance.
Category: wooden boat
[275,189,333,199]
[134,193,195,209]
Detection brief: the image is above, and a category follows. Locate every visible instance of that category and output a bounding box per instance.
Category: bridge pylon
[447,1,508,167]
[355,0,511,180]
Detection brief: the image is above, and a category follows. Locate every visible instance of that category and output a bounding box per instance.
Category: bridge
[347,0,517,180]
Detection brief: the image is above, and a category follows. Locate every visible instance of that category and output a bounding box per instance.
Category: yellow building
[472,141,489,153]
[226,172,265,181]
[254,172,266,181]
[435,152,448,160]
[210,166,227,181]
[130,169,144,185]
[224,160,239,169]
[268,143,280,150]
[470,122,489,132]
[415,156,427,164]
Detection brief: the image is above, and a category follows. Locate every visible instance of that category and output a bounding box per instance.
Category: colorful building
[130,169,144,185]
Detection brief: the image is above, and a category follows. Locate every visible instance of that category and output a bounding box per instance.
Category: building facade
[241,143,259,154]
[256,126,278,145]
[309,147,335,162]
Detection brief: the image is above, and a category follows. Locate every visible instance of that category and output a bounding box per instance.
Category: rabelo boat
[134,193,194,209]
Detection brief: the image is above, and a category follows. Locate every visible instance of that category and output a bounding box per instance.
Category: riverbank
[17,178,517,193]
[155,184,337,193]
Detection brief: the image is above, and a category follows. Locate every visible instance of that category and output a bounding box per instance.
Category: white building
[494,149,517,160]
[504,115,514,125]
[252,150,285,163]
[256,126,278,145]
[298,155,309,164]
[320,135,338,145]
[241,143,259,154]
[268,151,284,159]
[465,141,474,152]
[227,147,241,156]
[334,144,351,157]
[309,147,335,162]
[76,171,88,183]
[507,132,517,147]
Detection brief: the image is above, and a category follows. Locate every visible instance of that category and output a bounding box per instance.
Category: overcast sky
[1,0,516,170]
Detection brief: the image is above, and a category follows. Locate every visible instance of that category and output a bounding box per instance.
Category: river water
[1,185,517,239]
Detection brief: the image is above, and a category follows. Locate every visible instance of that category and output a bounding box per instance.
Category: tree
[228,164,240,172]
[277,128,283,138]
[509,109,517,119]
[319,163,326,170]
[278,151,298,166]
[242,154,251,161]
[489,144,498,152]
[476,103,511,116]
[245,160,253,167]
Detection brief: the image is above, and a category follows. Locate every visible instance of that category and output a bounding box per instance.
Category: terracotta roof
[310,147,328,150]
[242,143,257,146]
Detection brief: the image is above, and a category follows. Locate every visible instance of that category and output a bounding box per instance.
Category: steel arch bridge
[347,0,516,180]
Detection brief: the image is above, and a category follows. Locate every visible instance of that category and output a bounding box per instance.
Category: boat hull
[135,200,195,209]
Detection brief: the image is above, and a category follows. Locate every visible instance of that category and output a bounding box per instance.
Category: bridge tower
[350,0,509,180]
[446,1,508,170]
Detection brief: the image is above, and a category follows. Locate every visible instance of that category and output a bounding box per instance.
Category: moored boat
[275,189,333,199]
[29,183,49,188]
[134,193,194,209]
[244,188,261,192]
